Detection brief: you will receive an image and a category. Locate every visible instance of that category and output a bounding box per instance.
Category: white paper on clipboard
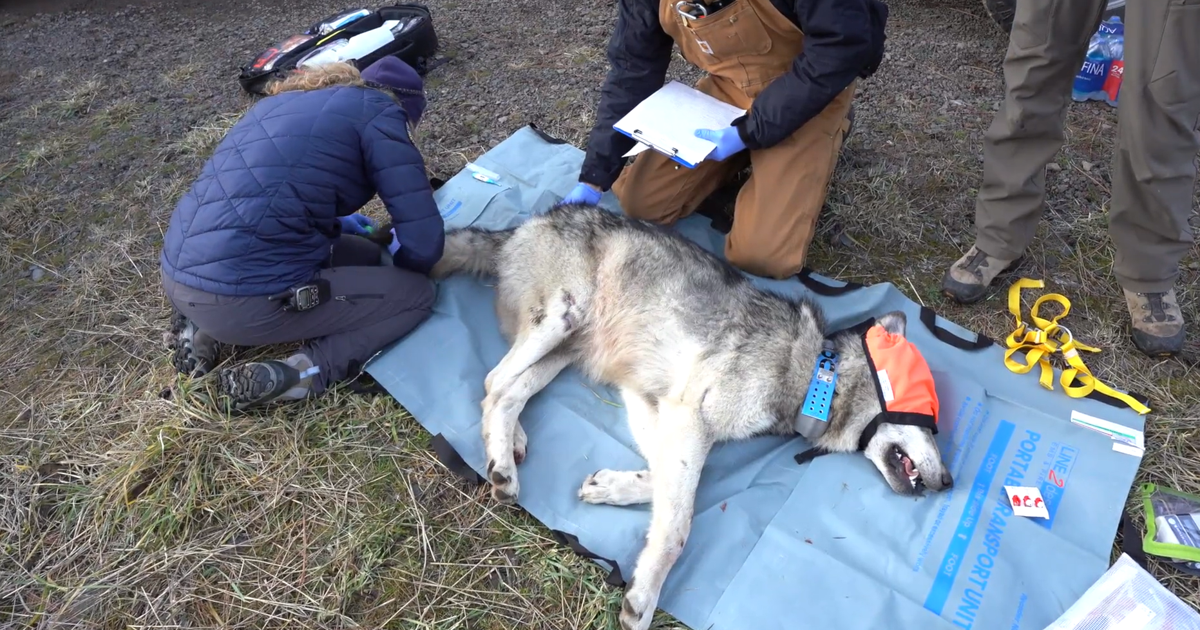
[613,81,746,168]
[623,142,652,158]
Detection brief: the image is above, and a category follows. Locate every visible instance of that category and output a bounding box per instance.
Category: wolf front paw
[619,583,654,630]
[578,469,651,506]
[486,458,520,504]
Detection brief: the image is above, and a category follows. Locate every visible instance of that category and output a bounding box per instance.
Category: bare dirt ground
[0,0,1197,627]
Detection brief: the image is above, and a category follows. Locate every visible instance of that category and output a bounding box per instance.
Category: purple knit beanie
[360,56,427,126]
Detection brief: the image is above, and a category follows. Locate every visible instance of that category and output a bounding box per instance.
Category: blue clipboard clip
[620,128,700,169]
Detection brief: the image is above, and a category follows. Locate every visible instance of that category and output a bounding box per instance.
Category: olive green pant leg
[1108,0,1200,294]
[973,0,1109,260]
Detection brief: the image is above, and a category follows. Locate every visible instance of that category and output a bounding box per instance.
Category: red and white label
[1103,60,1124,101]
[1005,486,1050,519]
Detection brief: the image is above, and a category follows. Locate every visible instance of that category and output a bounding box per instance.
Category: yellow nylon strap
[1003,278,1150,415]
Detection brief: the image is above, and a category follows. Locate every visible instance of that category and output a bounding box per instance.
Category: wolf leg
[482,350,572,504]
[485,288,582,395]
[619,398,711,630]
[579,389,657,505]
[481,287,580,467]
[620,387,661,463]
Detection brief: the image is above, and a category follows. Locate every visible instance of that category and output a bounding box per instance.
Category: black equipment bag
[238,4,438,96]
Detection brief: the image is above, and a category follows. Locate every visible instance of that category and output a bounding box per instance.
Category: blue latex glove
[386,228,401,256]
[339,213,377,236]
[694,126,747,162]
[561,182,602,206]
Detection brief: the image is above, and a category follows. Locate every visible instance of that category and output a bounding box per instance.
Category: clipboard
[613,81,747,169]
[617,127,698,168]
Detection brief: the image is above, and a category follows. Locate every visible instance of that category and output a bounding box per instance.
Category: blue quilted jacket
[160,85,444,297]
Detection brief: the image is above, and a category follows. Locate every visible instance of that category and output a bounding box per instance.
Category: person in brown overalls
[560,0,889,280]
[941,0,1200,357]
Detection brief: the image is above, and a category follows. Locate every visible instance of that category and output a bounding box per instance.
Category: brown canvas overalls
[610,0,856,279]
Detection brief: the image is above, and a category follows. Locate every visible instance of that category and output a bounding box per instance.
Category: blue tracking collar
[793,340,839,440]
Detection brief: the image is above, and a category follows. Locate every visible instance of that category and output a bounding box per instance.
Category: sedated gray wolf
[430,203,954,630]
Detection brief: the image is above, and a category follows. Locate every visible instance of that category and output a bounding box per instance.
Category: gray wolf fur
[430,203,953,630]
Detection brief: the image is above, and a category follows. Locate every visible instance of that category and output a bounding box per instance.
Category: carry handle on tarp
[797,269,865,296]
[919,306,993,351]
[798,271,994,352]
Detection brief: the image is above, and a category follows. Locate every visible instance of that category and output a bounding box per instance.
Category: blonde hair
[265,61,365,95]
[262,59,427,152]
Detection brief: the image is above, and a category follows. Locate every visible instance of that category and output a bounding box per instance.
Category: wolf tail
[430,227,515,279]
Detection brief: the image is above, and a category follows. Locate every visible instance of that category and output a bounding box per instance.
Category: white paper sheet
[613,81,746,167]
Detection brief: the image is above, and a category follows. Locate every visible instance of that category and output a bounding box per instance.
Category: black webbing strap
[430,434,484,485]
[1120,507,1150,571]
[527,122,568,145]
[856,412,939,452]
[796,269,865,296]
[919,306,993,351]
[794,447,832,465]
[1069,370,1154,412]
[551,530,627,587]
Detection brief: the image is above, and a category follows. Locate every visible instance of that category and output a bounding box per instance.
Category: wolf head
[819,311,953,497]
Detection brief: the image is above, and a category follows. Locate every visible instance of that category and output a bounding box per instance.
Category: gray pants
[162,235,435,394]
[975,0,1200,293]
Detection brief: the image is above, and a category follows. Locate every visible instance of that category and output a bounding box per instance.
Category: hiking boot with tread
[1124,288,1185,357]
[170,311,218,377]
[218,360,304,411]
[941,245,1021,304]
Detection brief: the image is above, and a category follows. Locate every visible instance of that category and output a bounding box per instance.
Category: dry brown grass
[0,78,636,629]
[0,52,1197,630]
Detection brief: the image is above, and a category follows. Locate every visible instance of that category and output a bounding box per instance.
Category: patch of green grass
[14,138,71,174]
[54,79,104,119]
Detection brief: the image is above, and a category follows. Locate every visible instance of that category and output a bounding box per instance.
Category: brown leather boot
[1123,288,1185,357]
[941,245,1021,304]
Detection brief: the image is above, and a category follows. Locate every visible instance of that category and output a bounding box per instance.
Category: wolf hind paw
[486,458,520,504]
[619,586,654,630]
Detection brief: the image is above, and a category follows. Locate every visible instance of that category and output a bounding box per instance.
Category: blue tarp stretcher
[364,124,1152,630]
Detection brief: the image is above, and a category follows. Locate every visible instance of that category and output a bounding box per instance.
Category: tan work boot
[941,245,1020,304]
[1123,288,1185,357]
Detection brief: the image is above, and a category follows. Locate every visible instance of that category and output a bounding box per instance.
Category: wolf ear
[876,311,907,337]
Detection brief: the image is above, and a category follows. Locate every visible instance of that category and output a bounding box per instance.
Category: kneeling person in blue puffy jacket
[159,57,443,410]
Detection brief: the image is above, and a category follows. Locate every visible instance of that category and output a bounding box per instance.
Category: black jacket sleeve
[579,0,674,191]
[733,0,886,151]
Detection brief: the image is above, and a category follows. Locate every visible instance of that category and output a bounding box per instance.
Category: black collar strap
[856,411,939,451]
[794,411,939,466]
[793,317,939,466]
